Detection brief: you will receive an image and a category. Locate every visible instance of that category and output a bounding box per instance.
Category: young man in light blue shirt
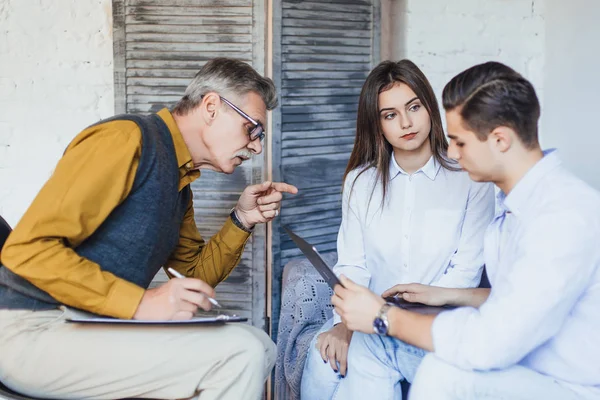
[330,61,600,400]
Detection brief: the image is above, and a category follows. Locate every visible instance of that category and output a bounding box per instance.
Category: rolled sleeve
[101,278,146,319]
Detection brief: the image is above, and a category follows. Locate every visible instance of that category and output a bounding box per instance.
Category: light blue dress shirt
[432,150,600,398]
[333,155,495,324]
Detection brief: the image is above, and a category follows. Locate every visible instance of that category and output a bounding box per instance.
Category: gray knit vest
[0,113,191,314]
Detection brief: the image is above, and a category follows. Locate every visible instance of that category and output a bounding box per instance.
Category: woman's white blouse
[333,156,495,324]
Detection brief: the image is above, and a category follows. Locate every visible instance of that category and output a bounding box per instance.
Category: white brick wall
[387,0,546,124]
[385,0,600,190]
[0,0,114,226]
[542,0,600,190]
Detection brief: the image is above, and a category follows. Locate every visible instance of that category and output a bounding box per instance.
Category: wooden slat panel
[282,1,372,14]
[282,200,344,218]
[127,51,251,61]
[283,0,371,5]
[113,1,127,114]
[124,76,196,86]
[283,219,342,237]
[282,145,354,158]
[127,69,198,78]
[281,36,372,48]
[282,62,370,71]
[271,0,376,339]
[281,241,337,263]
[280,231,339,246]
[283,183,341,199]
[283,128,356,140]
[283,103,358,114]
[282,111,357,123]
[119,0,265,328]
[125,14,252,25]
[285,194,341,209]
[283,18,371,30]
[190,168,253,194]
[126,42,252,52]
[282,236,338,253]
[282,9,371,22]
[281,87,363,97]
[282,78,365,88]
[128,0,252,6]
[283,96,359,106]
[282,26,371,39]
[282,52,371,63]
[281,119,357,132]
[127,94,182,104]
[127,60,210,69]
[282,239,337,256]
[282,45,371,56]
[281,208,343,225]
[127,6,251,17]
[127,84,190,95]
[282,135,355,149]
[126,33,251,43]
[126,24,252,34]
[283,156,350,190]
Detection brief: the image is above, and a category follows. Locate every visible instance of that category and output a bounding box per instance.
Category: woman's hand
[316,323,353,377]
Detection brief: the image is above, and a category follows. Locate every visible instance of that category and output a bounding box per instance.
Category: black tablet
[283,226,343,289]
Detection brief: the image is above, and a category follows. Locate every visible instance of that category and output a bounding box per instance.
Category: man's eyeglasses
[220,96,265,142]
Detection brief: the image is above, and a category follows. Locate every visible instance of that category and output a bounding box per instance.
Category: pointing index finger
[271,182,298,194]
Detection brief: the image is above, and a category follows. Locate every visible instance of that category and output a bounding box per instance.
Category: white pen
[167,267,222,308]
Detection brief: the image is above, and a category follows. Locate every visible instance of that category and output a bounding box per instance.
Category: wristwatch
[373,303,392,335]
[229,208,253,233]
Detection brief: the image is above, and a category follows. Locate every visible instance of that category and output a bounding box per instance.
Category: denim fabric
[301,318,340,400]
[301,317,425,400]
[333,330,425,400]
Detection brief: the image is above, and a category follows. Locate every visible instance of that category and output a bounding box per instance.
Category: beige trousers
[0,308,275,400]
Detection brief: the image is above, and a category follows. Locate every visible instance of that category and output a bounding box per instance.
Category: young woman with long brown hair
[301,60,495,400]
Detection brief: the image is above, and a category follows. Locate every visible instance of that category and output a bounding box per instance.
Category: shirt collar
[502,149,561,217]
[157,108,200,190]
[390,154,441,181]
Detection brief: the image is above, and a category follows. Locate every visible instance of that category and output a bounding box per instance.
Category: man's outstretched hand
[235,181,298,229]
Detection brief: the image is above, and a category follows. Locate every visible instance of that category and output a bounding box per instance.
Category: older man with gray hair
[0,58,297,400]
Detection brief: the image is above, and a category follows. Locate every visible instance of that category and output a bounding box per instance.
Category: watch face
[373,317,388,335]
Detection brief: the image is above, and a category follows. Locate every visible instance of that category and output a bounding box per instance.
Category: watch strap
[230,208,253,233]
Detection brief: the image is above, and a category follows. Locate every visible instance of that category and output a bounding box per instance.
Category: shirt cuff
[100,278,146,319]
[220,217,252,250]
[333,310,343,326]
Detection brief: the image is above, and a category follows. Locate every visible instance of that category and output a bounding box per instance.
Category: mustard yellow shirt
[0,109,251,319]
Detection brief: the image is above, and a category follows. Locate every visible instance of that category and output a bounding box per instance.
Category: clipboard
[283,226,342,289]
[65,315,248,325]
[61,306,248,325]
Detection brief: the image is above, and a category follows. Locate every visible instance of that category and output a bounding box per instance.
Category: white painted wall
[385,0,600,190]
[387,0,546,111]
[542,0,600,190]
[0,0,115,227]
